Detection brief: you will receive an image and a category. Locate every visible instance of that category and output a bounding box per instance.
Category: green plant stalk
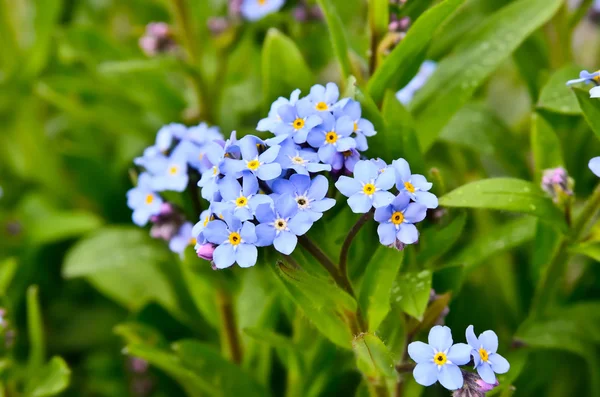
[531,183,600,317]
[216,288,243,364]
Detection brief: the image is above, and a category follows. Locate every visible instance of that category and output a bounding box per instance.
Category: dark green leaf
[531,112,564,182]
[537,65,581,115]
[439,178,568,232]
[25,357,71,397]
[411,0,564,151]
[0,257,18,296]
[573,87,600,141]
[391,270,432,320]
[352,333,395,380]
[315,0,352,80]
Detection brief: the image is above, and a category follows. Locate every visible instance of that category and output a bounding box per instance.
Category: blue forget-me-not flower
[213,176,273,221]
[307,82,340,112]
[396,60,437,105]
[307,112,356,167]
[257,89,301,133]
[335,98,376,151]
[276,144,332,175]
[222,136,282,181]
[240,0,285,21]
[466,325,510,385]
[272,174,336,221]
[203,212,259,268]
[566,70,600,98]
[127,173,163,226]
[393,158,438,209]
[335,160,396,213]
[374,192,427,245]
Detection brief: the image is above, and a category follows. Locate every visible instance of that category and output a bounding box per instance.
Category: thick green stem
[216,289,242,364]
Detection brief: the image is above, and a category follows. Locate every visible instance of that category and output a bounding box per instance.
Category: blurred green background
[1,0,600,396]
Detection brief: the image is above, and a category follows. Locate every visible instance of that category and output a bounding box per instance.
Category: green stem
[216,289,242,364]
[339,211,373,285]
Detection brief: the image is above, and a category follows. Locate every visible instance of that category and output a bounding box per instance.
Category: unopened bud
[387,239,406,251]
[541,167,573,202]
[150,203,186,241]
[196,243,216,261]
[139,22,177,57]
[453,371,499,397]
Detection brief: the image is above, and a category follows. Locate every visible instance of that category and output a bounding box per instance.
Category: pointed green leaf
[531,112,564,182]
[367,0,465,103]
[0,257,18,296]
[391,270,432,320]
[537,65,582,115]
[25,357,71,397]
[573,87,600,142]
[262,29,313,110]
[439,178,568,232]
[417,212,467,266]
[27,286,45,372]
[315,0,352,80]
[411,0,564,151]
[352,333,395,380]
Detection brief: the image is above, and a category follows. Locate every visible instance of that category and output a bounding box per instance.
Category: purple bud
[207,17,230,36]
[149,202,186,241]
[387,239,406,251]
[196,243,216,261]
[476,378,499,393]
[541,167,573,201]
[293,6,309,22]
[139,22,177,57]
[453,371,497,397]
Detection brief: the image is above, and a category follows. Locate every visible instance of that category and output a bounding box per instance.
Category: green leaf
[359,248,404,332]
[439,178,568,232]
[391,270,432,320]
[417,212,467,266]
[411,0,564,151]
[27,286,45,372]
[25,357,71,397]
[22,0,63,78]
[573,87,600,141]
[0,257,18,296]
[28,210,103,245]
[531,112,564,182]
[261,29,313,111]
[367,0,465,103]
[449,216,537,274]
[352,333,395,380]
[570,242,600,262]
[537,64,582,115]
[355,82,385,133]
[369,0,389,42]
[315,0,352,80]
[513,32,550,102]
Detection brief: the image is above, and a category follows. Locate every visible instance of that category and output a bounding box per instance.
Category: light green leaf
[27,286,45,372]
[22,0,62,78]
[97,58,181,75]
[25,357,71,397]
[391,270,432,320]
[369,0,389,41]
[0,257,18,296]
[411,0,564,151]
[352,333,395,380]
[359,248,404,332]
[28,210,103,245]
[261,29,313,111]
[417,212,467,266]
[367,0,465,103]
[531,112,564,183]
[315,0,352,80]
[573,87,600,142]
[439,178,568,232]
[570,242,600,262]
[537,64,582,115]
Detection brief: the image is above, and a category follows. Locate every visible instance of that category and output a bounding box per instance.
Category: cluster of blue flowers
[127,82,438,268]
[408,325,510,391]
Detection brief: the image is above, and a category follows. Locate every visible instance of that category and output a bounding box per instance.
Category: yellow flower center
[228,232,241,246]
[203,216,210,227]
[479,348,489,362]
[189,237,197,246]
[247,159,260,170]
[353,122,358,132]
[274,218,287,231]
[145,194,154,205]
[316,101,328,111]
[291,156,305,164]
[293,118,305,130]
[258,0,266,5]
[391,211,404,225]
[212,166,219,176]
[434,352,447,366]
[363,183,376,196]
[404,181,415,193]
[325,131,338,144]
[594,71,600,83]
[235,196,248,207]
[169,165,179,175]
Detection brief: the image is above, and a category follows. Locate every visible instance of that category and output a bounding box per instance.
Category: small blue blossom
[255,194,314,254]
[198,141,229,200]
[182,122,222,146]
[222,135,282,181]
[276,144,331,175]
[307,83,340,112]
[213,176,273,221]
[307,112,356,167]
[335,99,376,151]
[203,213,258,269]
[589,156,600,177]
[374,193,426,245]
[169,222,194,256]
[272,174,336,221]
[335,160,395,213]
[257,89,301,133]
[566,70,600,86]
[272,99,322,144]
[151,147,189,192]
[134,146,168,174]
[126,173,163,226]
[396,60,436,105]
[393,158,438,209]
[466,325,510,385]
[408,326,471,390]
[192,209,213,245]
[155,123,187,152]
[240,0,285,21]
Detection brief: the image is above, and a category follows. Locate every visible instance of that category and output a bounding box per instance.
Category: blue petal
[272,178,295,195]
[255,203,276,223]
[239,136,259,160]
[392,158,411,182]
[335,115,354,137]
[288,212,314,235]
[397,223,418,244]
[392,192,411,211]
[403,203,427,223]
[305,114,323,130]
[336,137,357,152]
[310,198,336,212]
[242,173,259,196]
[274,231,298,255]
[257,163,282,181]
[428,325,453,352]
[276,194,298,218]
[408,341,433,364]
[413,362,438,387]
[377,222,397,245]
[374,205,393,223]
[218,177,241,201]
[307,129,325,148]
[308,175,328,199]
[324,82,339,104]
[318,144,337,164]
[375,168,396,190]
[213,244,236,269]
[249,194,273,211]
[590,86,600,98]
[297,99,316,118]
[476,362,497,385]
[488,353,510,374]
[414,191,438,209]
[466,325,480,349]
[372,191,395,208]
[589,156,600,177]
[255,223,276,246]
[260,145,281,163]
[204,221,230,244]
[290,174,311,194]
[335,176,361,197]
[222,158,244,177]
[132,209,151,226]
[566,77,587,86]
[447,343,472,365]
[438,364,463,390]
[410,174,433,191]
[240,221,257,244]
[358,119,376,136]
[343,99,361,120]
[235,244,258,268]
[480,330,498,353]
[348,193,373,213]
[354,160,379,183]
[309,84,326,101]
[277,104,296,122]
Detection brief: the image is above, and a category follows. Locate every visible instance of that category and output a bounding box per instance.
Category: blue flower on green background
[307,82,340,112]
[272,100,322,144]
[126,173,163,226]
[466,325,510,385]
[335,160,395,213]
[257,89,301,133]
[566,70,600,86]
[240,0,285,21]
[393,158,438,209]
[213,176,273,221]
[272,174,336,221]
[335,99,376,151]
[203,213,258,269]
[151,149,189,192]
[374,193,426,245]
[276,144,331,175]
[222,135,282,181]
[408,326,471,390]
[307,112,356,166]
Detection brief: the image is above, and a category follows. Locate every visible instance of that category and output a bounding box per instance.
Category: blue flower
[566,70,600,86]
[126,173,163,226]
[182,122,222,146]
[192,209,213,245]
[272,99,322,144]
[155,123,188,152]
[393,158,438,209]
[396,60,436,105]
[307,112,356,167]
[134,146,168,174]
[590,156,600,177]
[151,147,189,192]
[222,135,282,181]
[213,176,273,221]
[374,193,426,245]
[466,325,510,385]
[255,194,314,254]
[335,160,395,213]
[203,213,258,269]
[240,0,285,21]
[198,141,230,200]
[335,99,376,151]
[169,222,194,256]
[272,174,336,221]
[408,326,471,390]
[257,89,301,133]
[307,82,340,112]
[276,144,331,175]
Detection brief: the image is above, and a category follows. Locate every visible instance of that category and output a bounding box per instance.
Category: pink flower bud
[196,243,216,261]
[476,378,499,392]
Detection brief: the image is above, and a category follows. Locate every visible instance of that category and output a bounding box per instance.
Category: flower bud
[541,167,573,203]
[452,370,499,397]
[207,17,230,36]
[196,243,216,261]
[149,203,186,241]
[139,22,177,57]
[387,238,406,251]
